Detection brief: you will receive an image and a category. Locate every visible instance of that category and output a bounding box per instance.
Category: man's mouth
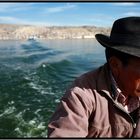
[137,89,140,92]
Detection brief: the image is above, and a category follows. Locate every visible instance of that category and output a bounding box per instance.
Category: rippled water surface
[0,39,105,137]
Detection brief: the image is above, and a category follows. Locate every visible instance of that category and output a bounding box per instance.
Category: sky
[0,2,140,27]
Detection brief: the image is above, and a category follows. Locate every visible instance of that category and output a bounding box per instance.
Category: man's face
[118,57,140,97]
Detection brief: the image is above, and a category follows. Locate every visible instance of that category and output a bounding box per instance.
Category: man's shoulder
[77,64,106,81]
[72,64,107,89]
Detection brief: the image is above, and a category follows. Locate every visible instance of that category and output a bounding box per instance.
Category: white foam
[37,122,46,129]
[42,64,46,68]
[0,106,16,117]
[29,82,40,90]
[55,99,60,103]
[29,120,36,125]
[34,109,41,114]
[8,100,15,105]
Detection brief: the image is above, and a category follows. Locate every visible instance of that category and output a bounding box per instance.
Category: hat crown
[95,16,140,58]
[111,17,140,36]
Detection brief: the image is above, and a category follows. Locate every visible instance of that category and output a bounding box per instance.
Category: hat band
[110,33,140,47]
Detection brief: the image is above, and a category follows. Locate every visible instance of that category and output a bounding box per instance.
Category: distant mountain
[0,24,111,40]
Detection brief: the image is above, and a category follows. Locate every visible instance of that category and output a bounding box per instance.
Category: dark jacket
[48,64,139,138]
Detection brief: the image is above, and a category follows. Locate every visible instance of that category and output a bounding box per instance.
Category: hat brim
[95,34,140,58]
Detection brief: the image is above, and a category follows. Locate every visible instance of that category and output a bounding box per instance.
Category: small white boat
[28,35,37,41]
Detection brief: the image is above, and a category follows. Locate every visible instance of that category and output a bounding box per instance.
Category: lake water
[0,39,105,137]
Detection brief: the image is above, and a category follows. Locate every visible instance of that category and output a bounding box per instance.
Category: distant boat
[28,35,38,41]
[28,38,35,41]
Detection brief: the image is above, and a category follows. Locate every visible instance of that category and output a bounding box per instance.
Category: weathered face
[110,56,140,97]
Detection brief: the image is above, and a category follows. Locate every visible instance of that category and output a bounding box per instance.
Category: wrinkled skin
[109,56,140,97]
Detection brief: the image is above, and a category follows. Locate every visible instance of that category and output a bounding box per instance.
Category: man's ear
[109,56,123,78]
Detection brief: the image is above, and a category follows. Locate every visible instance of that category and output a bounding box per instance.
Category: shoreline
[0,37,96,41]
[0,24,110,40]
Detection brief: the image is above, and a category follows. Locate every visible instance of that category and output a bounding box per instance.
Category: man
[47,17,140,137]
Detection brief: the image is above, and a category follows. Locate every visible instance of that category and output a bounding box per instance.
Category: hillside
[0,24,111,40]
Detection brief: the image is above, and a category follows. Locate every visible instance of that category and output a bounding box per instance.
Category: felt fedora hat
[95,17,140,58]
